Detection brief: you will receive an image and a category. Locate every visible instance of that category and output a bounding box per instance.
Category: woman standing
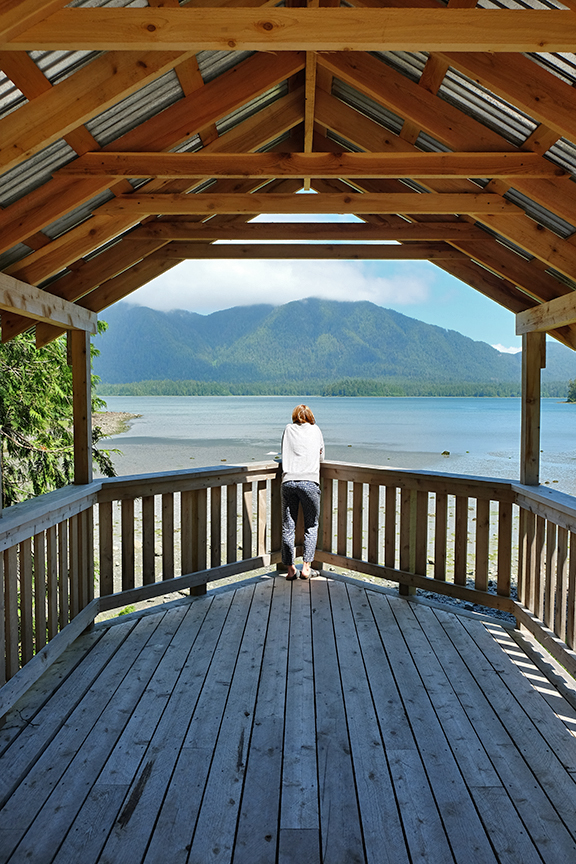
[280,404,325,580]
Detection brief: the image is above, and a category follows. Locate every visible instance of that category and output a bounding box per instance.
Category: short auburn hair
[292,404,315,425]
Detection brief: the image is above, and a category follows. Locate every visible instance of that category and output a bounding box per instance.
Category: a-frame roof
[3,0,576,348]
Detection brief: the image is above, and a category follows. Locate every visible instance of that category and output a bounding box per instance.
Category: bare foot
[286,565,298,580]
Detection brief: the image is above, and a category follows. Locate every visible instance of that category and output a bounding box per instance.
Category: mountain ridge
[92,298,576,388]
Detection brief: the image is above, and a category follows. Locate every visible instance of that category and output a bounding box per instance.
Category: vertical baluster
[337,479,347,557]
[0,552,4,687]
[454,496,468,586]
[434,492,447,581]
[556,526,568,641]
[517,508,528,605]
[385,486,397,570]
[368,484,379,565]
[497,502,512,598]
[99,501,114,596]
[34,532,47,653]
[211,486,223,566]
[271,475,282,558]
[58,520,69,628]
[80,506,94,607]
[69,514,79,619]
[534,515,546,619]
[4,546,19,678]
[20,539,33,665]
[525,512,537,612]
[162,492,174,581]
[256,481,266,557]
[399,488,412,574]
[352,482,363,561]
[567,532,576,650]
[415,490,428,577]
[227,484,238,564]
[242,482,253,560]
[320,476,332,555]
[544,521,558,631]
[475,498,489,592]
[191,488,208,597]
[181,490,193,576]
[142,495,155,585]
[47,525,58,639]
[121,499,135,591]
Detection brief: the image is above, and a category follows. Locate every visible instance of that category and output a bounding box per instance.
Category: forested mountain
[93,299,576,388]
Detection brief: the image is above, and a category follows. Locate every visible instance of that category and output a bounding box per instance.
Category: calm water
[101,396,576,495]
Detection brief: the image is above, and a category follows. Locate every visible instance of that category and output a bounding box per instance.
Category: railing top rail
[321,460,517,500]
[96,461,280,501]
[0,482,102,552]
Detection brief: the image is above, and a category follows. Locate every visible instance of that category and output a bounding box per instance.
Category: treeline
[97,378,570,398]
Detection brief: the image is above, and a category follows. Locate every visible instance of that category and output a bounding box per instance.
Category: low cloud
[492,343,522,354]
[128,259,432,314]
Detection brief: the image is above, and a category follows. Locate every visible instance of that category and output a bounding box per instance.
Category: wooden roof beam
[516,291,576,336]
[159,242,465,260]
[59,151,568,180]
[129,221,488,241]
[100,192,517,216]
[7,9,576,53]
[0,272,98,336]
[0,0,69,42]
[318,54,576,238]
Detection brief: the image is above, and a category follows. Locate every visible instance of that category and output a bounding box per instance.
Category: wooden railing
[2,459,576,716]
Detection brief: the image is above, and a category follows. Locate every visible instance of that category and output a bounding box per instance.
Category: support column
[70,329,93,485]
[520,331,545,486]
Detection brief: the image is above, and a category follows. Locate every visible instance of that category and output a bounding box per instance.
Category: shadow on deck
[1,573,576,864]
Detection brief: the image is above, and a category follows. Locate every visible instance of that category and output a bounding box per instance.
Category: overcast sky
[127,214,522,353]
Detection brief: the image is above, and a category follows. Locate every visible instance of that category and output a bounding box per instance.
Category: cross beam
[6,9,576,53]
[160,242,465,260]
[101,192,517,216]
[58,152,567,180]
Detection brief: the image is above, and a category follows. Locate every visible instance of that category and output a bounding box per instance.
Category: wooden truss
[2,0,576,484]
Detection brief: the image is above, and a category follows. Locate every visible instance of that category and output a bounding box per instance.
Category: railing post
[520,331,545,486]
[70,329,93,486]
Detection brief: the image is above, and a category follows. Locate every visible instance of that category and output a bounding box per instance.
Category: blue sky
[128,212,522,353]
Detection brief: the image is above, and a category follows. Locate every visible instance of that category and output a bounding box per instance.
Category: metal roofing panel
[0,72,26,121]
[0,140,77,208]
[216,83,289,136]
[42,190,116,240]
[197,50,255,85]
[503,187,576,238]
[369,51,427,84]
[438,68,536,146]
[545,139,576,176]
[0,244,34,273]
[526,51,576,86]
[85,70,184,146]
[332,80,404,136]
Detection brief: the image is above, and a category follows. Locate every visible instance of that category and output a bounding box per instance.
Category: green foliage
[0,328,116,507]
[567,379,576,402]
[96,376,569,399]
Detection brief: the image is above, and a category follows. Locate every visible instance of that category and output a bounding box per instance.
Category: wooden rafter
[516,292,576,336]
[59,151,568,179]
[100,192,517,216]
[6,9,576,53]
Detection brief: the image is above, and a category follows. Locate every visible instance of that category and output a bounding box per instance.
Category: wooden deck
[1,574,576,864]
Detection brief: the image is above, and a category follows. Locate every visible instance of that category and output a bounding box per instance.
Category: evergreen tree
[0,329,116,507]
[567,379,576,403]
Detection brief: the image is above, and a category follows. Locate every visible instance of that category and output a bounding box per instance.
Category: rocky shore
[92,411,141,437]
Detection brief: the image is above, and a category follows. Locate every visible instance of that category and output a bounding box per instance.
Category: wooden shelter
[3,2,576,862]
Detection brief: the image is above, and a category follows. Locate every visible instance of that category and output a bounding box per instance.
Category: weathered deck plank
[1,573,576,864]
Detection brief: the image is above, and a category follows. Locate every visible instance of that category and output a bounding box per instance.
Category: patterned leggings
[281,480,321,566]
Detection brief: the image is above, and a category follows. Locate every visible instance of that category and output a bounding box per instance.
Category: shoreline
[92,411,141,437]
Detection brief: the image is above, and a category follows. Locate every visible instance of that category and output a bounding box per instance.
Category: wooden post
[520,331,545,486]
[70,329,93,485]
